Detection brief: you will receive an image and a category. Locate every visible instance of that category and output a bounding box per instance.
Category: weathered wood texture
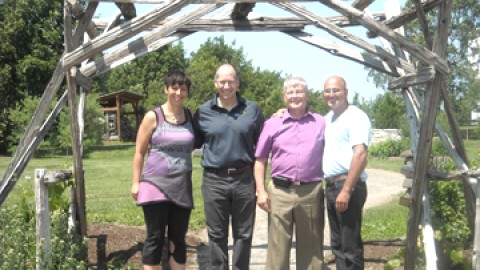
[0,2,466,268]
[273,2,415,73]
[316,0,449,75]
[63,0,189,69]
[35,168,74,270]
[35,169,50,270]
[405,0,453,268]
[388,67,436,90]
[285,31,401,76]
[81,4,219,77]
[0,61,65,205]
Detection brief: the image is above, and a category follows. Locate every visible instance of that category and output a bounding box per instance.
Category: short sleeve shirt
[255,110,326,182]
[323,105,371,181]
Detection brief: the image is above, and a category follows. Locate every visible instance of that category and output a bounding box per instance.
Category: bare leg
[169,241,186,270]
[143,264,160,270]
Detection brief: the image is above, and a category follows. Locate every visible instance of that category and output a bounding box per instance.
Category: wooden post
[35,169,50,270]
[474,183,480,269]
[116,95,121,141]
[405,0,452,268]
[66,68,87,236]
[422,187,438,269]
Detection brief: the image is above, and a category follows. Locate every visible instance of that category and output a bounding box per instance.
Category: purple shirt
[255,110,326,182]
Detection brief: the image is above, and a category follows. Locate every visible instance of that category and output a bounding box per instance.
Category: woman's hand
[131,182,140,200]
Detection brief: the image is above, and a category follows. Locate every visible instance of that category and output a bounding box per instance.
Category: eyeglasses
[216,80,237,86]
[323,88,343,94]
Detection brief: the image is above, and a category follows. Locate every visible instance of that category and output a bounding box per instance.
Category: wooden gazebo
[0,1,479,269]
[98,90,144,141]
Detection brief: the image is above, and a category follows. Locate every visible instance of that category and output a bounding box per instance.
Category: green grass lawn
[1,140,478,236]
[0,143,206,231]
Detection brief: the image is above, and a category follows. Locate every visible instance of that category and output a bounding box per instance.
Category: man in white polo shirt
[323,75,371,270]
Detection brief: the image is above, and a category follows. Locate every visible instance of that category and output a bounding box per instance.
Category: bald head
[324,75,347,90]
[215,64,238,81]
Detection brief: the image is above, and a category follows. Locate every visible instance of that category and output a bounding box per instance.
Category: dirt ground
[87,223,403,270]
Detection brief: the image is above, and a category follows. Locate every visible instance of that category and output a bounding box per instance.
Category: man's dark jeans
[326,180,367,270]
[202,168,256,270]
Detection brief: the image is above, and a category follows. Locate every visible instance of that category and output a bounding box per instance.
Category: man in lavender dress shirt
[254,76,326,270]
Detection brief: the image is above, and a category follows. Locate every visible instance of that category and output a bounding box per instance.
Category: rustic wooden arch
[0,0,478,268]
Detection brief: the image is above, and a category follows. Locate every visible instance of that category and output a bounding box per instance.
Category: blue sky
[94,1,407,101]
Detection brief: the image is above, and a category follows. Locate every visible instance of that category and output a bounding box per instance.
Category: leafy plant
[368,139,410,159]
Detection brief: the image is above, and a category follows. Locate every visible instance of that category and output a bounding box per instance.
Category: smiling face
[284,83,308,112]
[214,64,239,102]
[164,83,189,106]
[323,76,349,113]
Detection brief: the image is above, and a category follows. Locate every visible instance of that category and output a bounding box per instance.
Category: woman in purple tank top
[131,70,194,270]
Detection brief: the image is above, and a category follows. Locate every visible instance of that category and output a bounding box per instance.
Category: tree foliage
[0,0,64,153]
[366,0,480,123]
[371,92,406,129]
[105,44,189,110]
[7,95,104,155]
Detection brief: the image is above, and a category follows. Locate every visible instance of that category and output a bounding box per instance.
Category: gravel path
[190,168,405,269]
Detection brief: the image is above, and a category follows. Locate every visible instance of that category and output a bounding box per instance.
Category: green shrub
[0,196,88,269]
[7,95,104,155]
[369,139,410,158]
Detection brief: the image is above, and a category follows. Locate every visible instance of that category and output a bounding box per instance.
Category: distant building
[472,102,480,123]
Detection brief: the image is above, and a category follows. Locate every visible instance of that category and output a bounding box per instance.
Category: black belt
[204,165,251,175]
[272,176,320,188]
[325,173,348,185]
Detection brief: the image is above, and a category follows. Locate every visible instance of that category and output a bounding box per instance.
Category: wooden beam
[93,13,386,33]
[413,0,433,48]
[72,2,99,48]
[273,2,416,73]
[81,32,190,77]
[89,0,316,3]
[62,0,189,69]
[177,17,308,31]
[115,2,136,21]
[285,30,400,76]
[231,3,255,19]
[368,0,442,38]
[316,0,449,75]
[351,0,374,11]
[388,67,435,90]
[72,68,92,91]
[404,0,452,268]
[66,0,85,19]
[66,67,87,237]
[0,88,67,205]
[82,4,219,77]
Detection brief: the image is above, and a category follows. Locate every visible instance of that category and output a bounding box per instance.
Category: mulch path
[87,223,403,269]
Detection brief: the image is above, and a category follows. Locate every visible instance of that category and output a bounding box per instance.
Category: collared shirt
[193,93,264,168]
[255,110,326,182]
[323,105,371,180]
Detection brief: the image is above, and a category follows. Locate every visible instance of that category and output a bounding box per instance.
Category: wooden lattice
[0,1,477,269]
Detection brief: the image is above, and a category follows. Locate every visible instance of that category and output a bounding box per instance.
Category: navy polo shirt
[193,93,264,168]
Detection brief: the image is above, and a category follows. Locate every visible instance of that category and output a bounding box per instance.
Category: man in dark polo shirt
[193,63,264,270]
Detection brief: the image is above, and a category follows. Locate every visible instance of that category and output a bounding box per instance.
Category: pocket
[272,176,291,188]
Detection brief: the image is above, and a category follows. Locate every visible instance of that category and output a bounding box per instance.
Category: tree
[371,92,406,130]
[185,36,253,110]
[366,0,480,122]
[186,36,288,115]
[7,95,104,155]
[106,44,188,110]
[0,0,64,153]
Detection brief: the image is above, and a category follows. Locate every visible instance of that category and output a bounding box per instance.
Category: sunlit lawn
[1,139,478,234]
[0,143,206,230]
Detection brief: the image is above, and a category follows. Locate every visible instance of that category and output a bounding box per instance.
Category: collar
[282,109,313,122]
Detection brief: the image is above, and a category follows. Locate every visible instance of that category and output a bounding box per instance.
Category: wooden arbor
[0,0,477,268]
[98,90,144,141]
